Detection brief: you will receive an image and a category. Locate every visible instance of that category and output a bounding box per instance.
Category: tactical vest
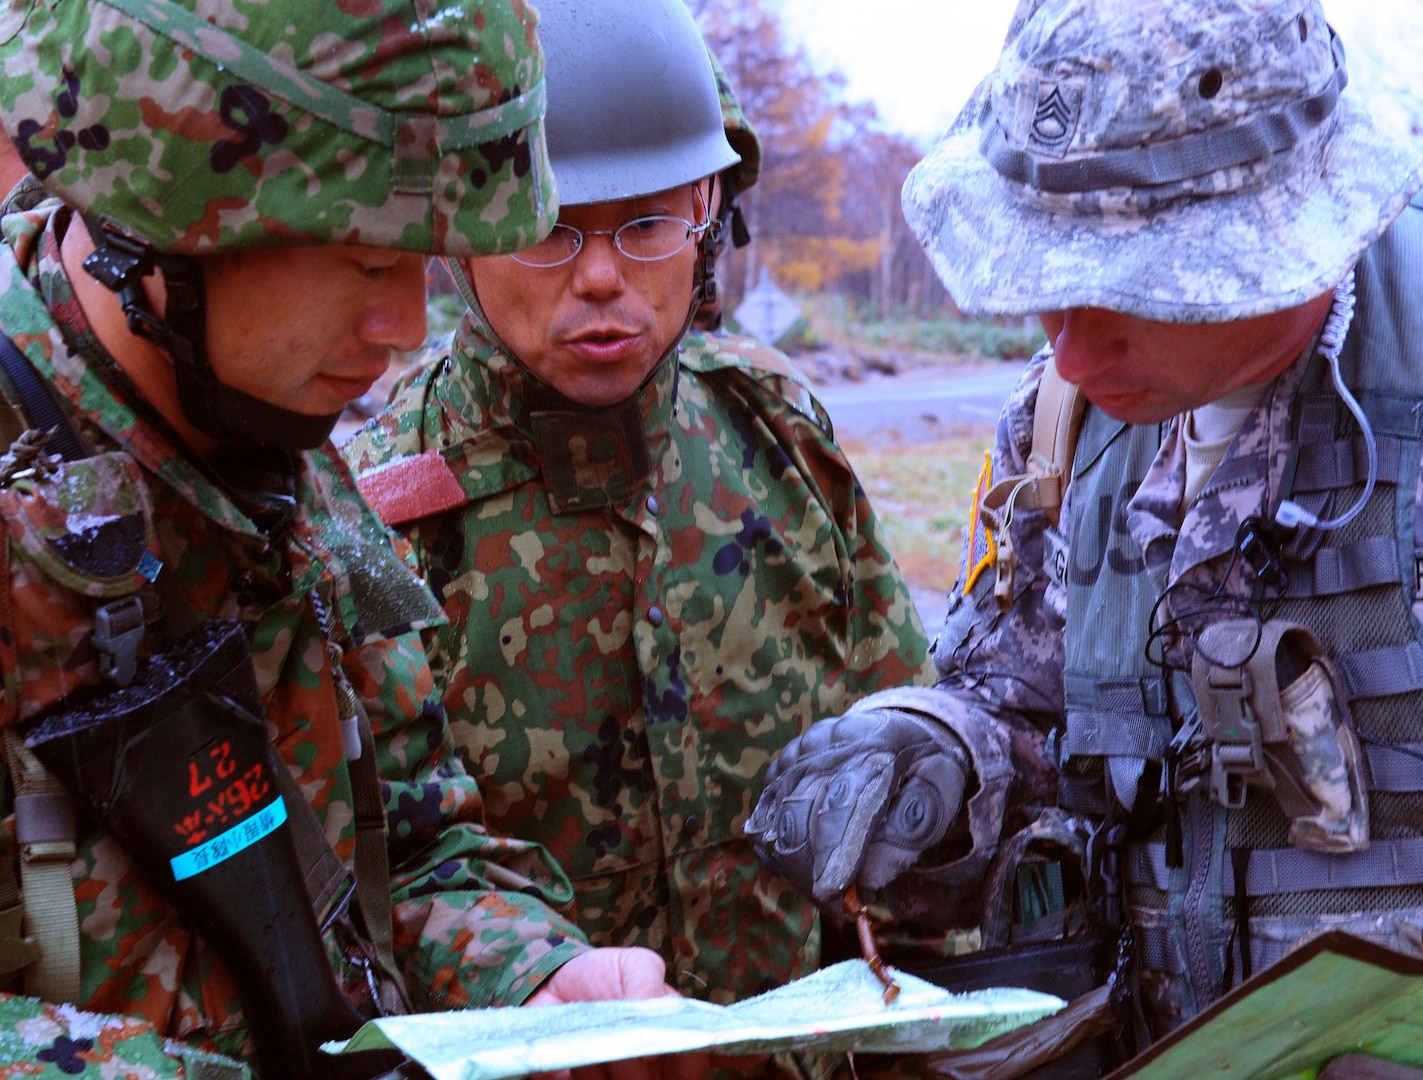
[0,335,412,1017]
[1057,200,1423,1036]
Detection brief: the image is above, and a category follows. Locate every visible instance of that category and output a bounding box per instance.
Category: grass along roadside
[841,433,991,618]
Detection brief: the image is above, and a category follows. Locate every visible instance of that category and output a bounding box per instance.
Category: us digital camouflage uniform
[0,195,590,1072]
[894,198,1423,1036]
[344,318,932,1011]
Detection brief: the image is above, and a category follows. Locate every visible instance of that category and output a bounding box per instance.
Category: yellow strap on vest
[3,730,80,1003]
[978,356,1085,609]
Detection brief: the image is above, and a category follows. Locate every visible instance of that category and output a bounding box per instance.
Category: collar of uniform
[438,316,678,516]
[1125,349,1312,583]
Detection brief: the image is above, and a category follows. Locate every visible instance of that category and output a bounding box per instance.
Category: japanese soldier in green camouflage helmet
[0,0,557,452]
[0,1,709,1077]
[343,0,931,1076]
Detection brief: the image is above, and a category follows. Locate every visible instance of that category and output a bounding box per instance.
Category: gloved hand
[745,705,970,909]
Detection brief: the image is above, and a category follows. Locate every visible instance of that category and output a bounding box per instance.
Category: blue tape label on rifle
[170,796,287,881]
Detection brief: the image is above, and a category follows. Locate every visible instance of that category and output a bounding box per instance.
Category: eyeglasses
[509,213,711,268]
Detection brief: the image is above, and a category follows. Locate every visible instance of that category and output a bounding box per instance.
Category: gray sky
[777,0,1423,147]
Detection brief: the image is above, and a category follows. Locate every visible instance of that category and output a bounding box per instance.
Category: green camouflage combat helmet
[0,0,556,450]
[0,0,555,257]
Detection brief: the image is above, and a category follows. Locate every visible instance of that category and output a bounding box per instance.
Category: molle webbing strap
[1293,434,1406,493]
[1363,743,1423,793]
[1064,674,1170,718]
[1129,836,1423,898]
[1283,536,1401,598]
[2,730,80,1003]
[1335,642,1423,701]
[1134,920,1298,979]
[1060,712,1171,760]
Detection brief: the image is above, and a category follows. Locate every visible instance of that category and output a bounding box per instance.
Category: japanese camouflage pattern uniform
[0,193,591,1075]
[343,319,932,1013]
[0,0,591,1073]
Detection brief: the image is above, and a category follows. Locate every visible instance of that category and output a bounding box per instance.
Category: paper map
[1108,931,1423,1080]
[324,960,1063,1080]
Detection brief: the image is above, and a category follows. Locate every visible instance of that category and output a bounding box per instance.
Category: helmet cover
[0,0,557,256]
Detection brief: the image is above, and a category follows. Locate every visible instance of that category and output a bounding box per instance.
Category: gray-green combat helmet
[452,0,741,330]
[0,0,556,448]
[903,0,1423,322]
[536,0,740,208]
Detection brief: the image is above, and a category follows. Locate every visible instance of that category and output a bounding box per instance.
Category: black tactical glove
[745,704,970,909]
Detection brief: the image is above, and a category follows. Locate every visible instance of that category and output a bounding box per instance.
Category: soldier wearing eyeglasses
[342,1,931,1073]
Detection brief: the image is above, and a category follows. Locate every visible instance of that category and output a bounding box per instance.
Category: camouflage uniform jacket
[0,197,590,1070]
[344,320,932,1007]
[889,200,1423,1035]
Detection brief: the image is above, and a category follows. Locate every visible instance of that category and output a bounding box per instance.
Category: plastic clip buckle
[1204,668,1262,810]
[94,596,146,686]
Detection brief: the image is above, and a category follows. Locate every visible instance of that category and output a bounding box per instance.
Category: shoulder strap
[1029,355,1087,505]
[0,332,87,463]
[0,331,86,1002]
[2,730,80,1003]
[982,355,1085,527]
[976,356,1085,609]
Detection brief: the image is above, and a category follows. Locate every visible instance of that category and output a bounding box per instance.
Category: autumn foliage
[688,0,959,320]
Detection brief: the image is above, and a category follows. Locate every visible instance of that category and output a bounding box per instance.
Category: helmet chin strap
[80,217,340,451]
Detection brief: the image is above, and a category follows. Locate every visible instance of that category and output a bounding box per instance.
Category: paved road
[814,363,1025,443]
[810,363,1029,633]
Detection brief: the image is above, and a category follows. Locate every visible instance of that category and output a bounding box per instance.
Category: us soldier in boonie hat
[903,0,1423,321]
[749,3,1423,1074]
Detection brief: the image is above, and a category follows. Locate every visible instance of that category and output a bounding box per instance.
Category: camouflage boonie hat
[0,0,556,256]
[902,0,1423,322]
[709,50,761,194]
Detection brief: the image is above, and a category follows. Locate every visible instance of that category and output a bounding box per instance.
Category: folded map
[324,960,1064,1080]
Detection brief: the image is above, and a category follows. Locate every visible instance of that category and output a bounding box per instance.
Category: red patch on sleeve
[357,449,467,526]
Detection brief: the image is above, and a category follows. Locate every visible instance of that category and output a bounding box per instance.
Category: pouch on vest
[1189,619,1369,855]
[0,450,163,702]
[25,619,399,1080]
[0,451,160,600]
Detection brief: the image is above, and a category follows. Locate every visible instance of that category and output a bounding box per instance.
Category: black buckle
[81,229,154,293]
